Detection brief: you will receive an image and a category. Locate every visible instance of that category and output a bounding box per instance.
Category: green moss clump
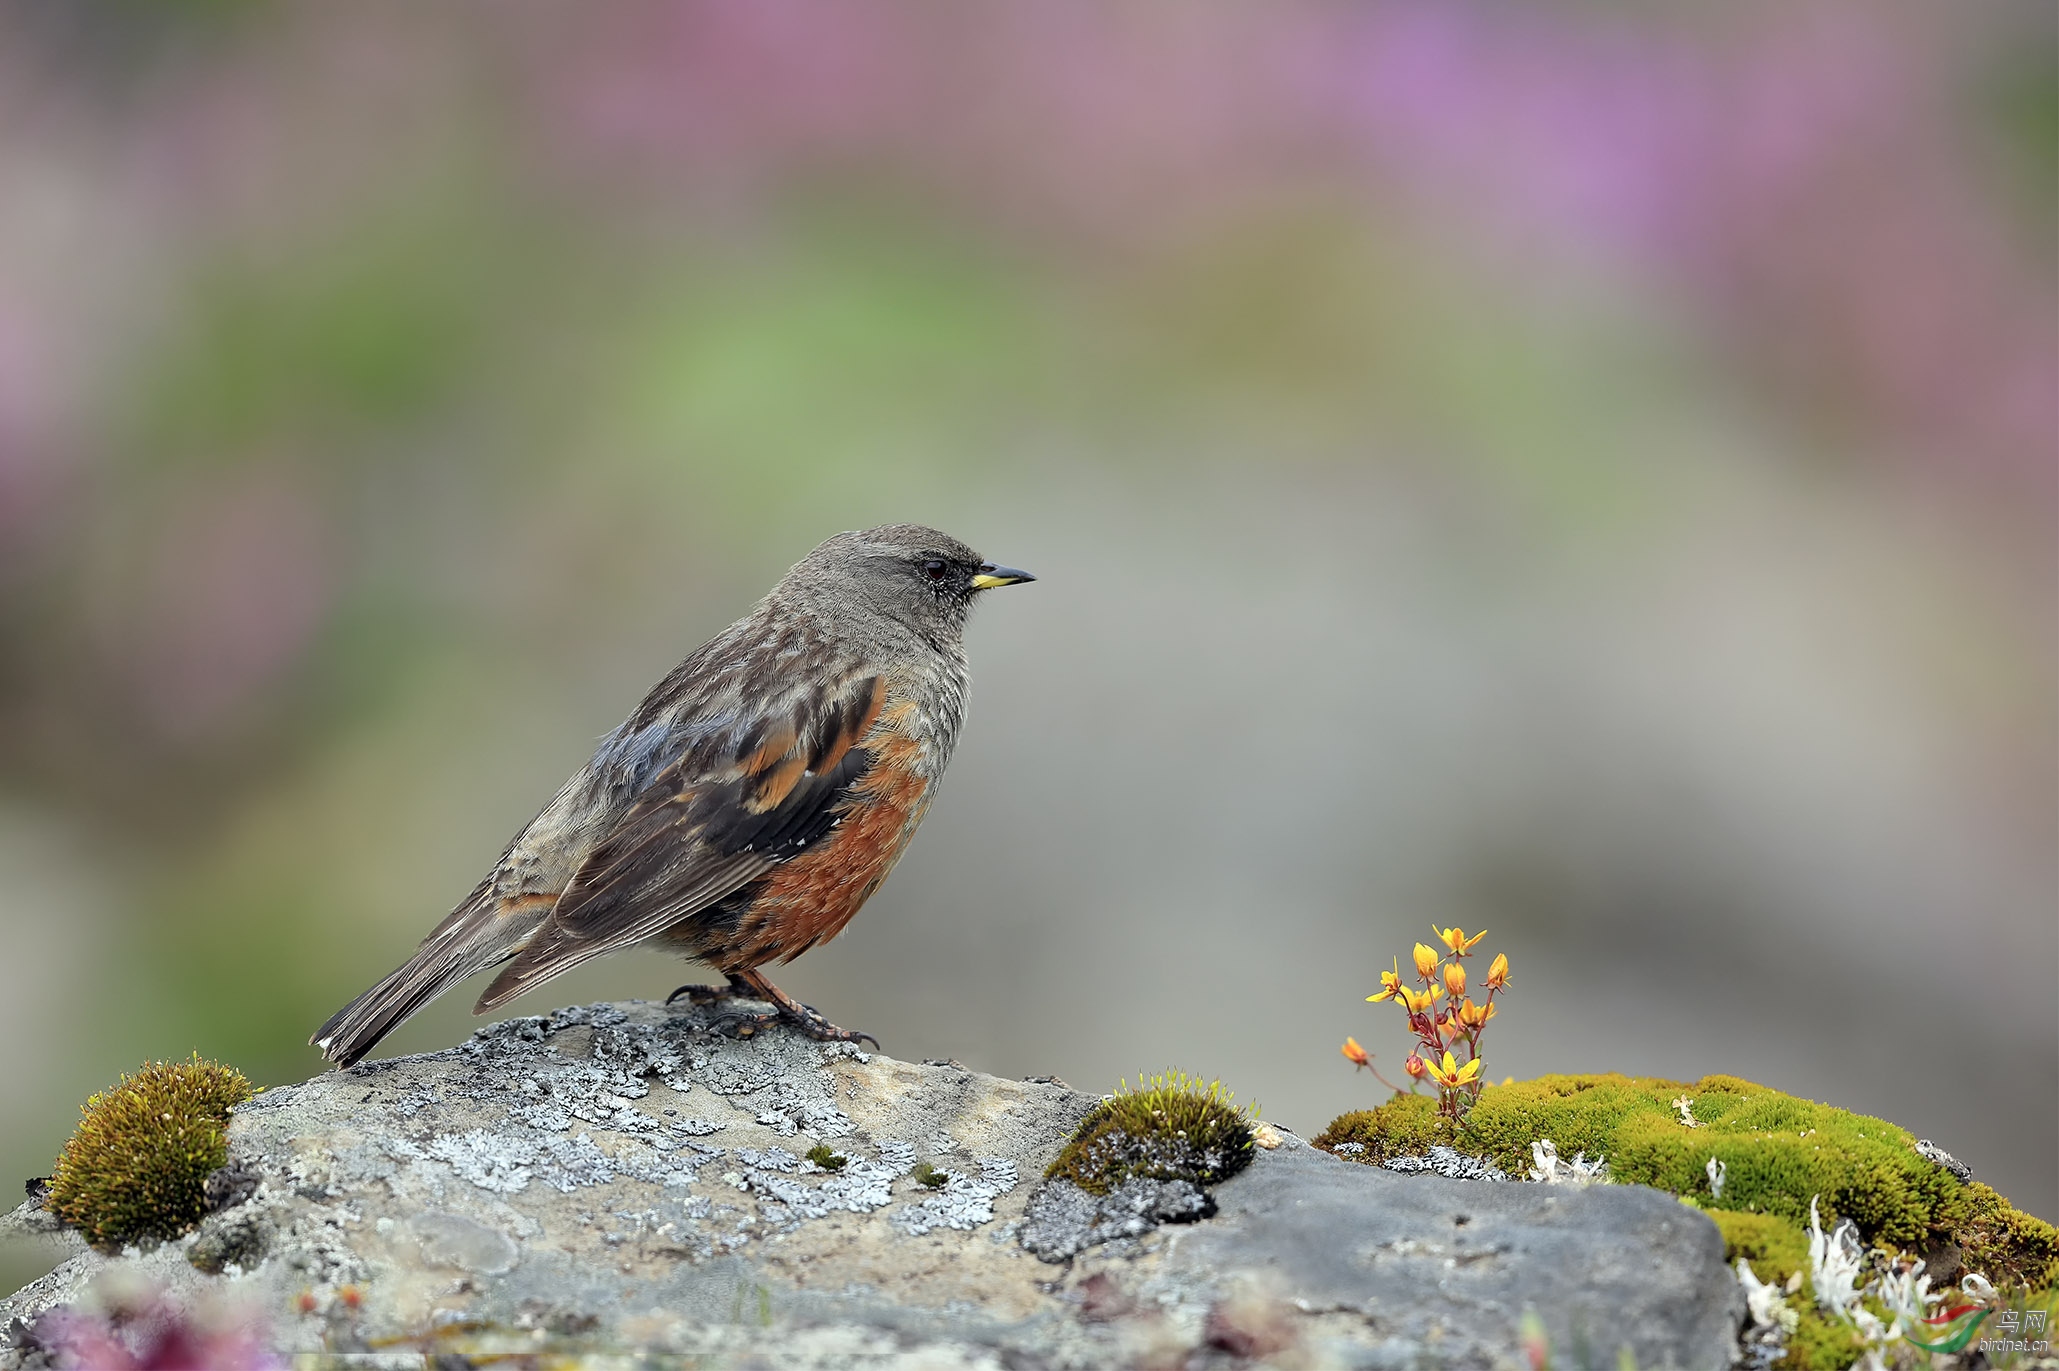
[909,1161,948,1189]
[1775,1305,1867,1371]
[1315,1074,2057,1290]
[1047,1071,1256,1197]
[805,1145,847,1173]
[47,1055,254,1250]
[1956,1181,2059,1292]
[1709,1210,1810,1287]
[1315,1094,1443,1166]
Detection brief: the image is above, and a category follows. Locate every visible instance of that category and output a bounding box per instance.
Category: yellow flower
[1442,962,1467,998]
[1455,997,1497,1030]
[1399,984,1443,1014]
[1412,942,1440,980]
[1485,953,1511,990]
[1341,1037,1370,1068]
[1366,958,1404,1003]
[1403,1053,1427,1079]
[1424,1050,1483,1089]
[1434,925,1488,956]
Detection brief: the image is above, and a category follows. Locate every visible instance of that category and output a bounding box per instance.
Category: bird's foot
[776,1000,881,1051]
[703,1002,879,1050]
[702,969,881,1050]
[706,1010,779,1040]
[665,973,759,1007]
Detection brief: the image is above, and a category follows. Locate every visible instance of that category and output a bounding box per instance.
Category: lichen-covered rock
[1019,1176,1213,1261]
[1,1002,1743,1369]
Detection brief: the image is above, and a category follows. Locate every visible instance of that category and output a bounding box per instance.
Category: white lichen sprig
[1873,1257,1941,1341]
[1807,1195,1871,1326]
[1527,1138,1606,1185]
[1736,1258,1800,1334]
[1800,1193,1959,1369]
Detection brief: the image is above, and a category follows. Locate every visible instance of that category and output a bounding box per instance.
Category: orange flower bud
[1413,942,1440,980]
[1403,1053,1427,1078]
[1443,962,1467,998]
[1485,953,1511,990]
[1341,1037,1370,1068]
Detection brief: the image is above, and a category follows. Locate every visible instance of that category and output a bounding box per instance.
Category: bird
[311,524,1034,1067]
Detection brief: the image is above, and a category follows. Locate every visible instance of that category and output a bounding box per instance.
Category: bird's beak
[971,562,1036,590]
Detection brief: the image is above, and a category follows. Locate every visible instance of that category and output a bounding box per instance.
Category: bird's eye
[921,559,949,582]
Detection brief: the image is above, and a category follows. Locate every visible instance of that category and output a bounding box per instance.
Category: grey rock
[1915,1139,1973,1184]
[1019,1177,1213,1262]
[0,1000,1740,1369]
[184,1203,273,1275]
[1163,1144,1743,1370]
[202,1159,262,1213]
[411,1212,518,1276]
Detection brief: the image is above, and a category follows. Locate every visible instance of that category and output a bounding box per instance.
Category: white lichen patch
[1383,1147,1511,1183]
[893,1158,1022,1237]
[365,1005,1035,1258]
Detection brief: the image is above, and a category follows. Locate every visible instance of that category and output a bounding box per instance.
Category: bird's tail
[310,892,543,1068]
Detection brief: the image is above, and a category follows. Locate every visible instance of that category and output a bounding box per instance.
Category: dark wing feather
[474,674,885,1009]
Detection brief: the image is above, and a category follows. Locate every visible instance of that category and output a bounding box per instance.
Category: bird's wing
[473,671,887,1009]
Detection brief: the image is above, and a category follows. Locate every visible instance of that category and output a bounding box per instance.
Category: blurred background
[1,0,2053,1289]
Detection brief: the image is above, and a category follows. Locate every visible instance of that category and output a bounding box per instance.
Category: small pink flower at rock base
[1424,1050,1483,1090]
[1341,1037,1371,1068]
[1366,958,1404,1003]
[1434,925,1488,957]
[38,1294,283,1371]
[1403,1053,1428,1079]
[1412,942,1440,981]
[1485,953,1512,990]
[1442,961,1467,998]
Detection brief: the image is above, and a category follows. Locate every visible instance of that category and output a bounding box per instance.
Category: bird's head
[782,524,1035,645]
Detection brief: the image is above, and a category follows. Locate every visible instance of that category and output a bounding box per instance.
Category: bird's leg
[664,972,758,1007]
[708,968,881,1050]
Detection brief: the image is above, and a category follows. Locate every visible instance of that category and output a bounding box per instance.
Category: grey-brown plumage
[311,524,1034,1067]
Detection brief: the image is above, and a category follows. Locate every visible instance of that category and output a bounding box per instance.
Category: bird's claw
[701,1004,878,1050]
[665,983,735,1007]
[707,1010,776,1040]
[788,1005,880,1050]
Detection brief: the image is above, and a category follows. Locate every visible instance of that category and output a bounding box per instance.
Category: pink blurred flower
[36,1295,283,1371]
